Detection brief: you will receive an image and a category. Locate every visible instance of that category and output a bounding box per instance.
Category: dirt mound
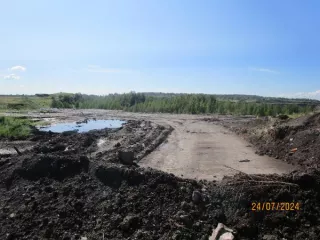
[16,154,89,181]
[1,163,215,240]
[211,170,320,239]
[302,112,320,126]
[2,159,320,239]
[95,166,146,188]
[92,120,173,163]
[224,113,320,168]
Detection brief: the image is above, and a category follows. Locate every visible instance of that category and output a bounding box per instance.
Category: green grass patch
[287,112,315,119]
[0,116,33,139]
[32,120,51,126]
[0,95,52,110]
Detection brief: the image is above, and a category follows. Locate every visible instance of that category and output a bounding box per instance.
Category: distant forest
[51,92,318,116]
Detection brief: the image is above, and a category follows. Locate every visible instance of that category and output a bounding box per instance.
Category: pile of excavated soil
[1,119,320,239]
[216,170,320,239]
[221,113,320,168]
[2,159,320,240]
[1,164,212,240]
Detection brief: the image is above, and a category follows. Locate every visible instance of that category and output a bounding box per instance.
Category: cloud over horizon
[280,90,320,100]
[9,65,26,72]
[4,74,21,80]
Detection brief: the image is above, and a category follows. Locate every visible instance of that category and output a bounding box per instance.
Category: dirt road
[139,117,295,180]
[5,110,295,180]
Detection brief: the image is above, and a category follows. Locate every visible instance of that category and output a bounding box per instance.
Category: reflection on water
[39,119,126,133]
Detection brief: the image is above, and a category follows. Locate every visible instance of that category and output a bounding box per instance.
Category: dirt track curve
[136,115,295,180]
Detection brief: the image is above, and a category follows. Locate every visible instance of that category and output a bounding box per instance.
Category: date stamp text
[251,202,300,211]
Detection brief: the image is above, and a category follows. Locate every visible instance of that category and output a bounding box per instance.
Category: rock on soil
[118,151,134,165]
[192,190,202,204]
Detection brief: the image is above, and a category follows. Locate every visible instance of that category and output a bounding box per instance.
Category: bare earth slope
[220,113,320,168]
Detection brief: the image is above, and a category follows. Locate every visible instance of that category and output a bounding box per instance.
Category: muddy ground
[0,110,320,239]
[4,109,295,181]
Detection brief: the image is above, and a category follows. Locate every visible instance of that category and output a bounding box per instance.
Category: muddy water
[38,119,126,133]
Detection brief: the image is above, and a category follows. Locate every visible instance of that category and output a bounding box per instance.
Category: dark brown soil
[221,113,320,168]
[1,119,320,239]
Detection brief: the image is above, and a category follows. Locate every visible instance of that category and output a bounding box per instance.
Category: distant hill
[141,92,320,106]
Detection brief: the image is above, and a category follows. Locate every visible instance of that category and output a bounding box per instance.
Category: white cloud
[306,90,320,97]
[9,65,26,72]
[249,67,279,74]
[3,74,21,80]
[280,90,320,100]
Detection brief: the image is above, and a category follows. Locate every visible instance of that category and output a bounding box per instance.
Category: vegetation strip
[51,92,317,116]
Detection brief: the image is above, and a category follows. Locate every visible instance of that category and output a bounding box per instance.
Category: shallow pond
[39,119,126,133]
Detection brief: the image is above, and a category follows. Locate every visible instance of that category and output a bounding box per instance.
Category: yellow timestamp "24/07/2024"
[251,202,301,211]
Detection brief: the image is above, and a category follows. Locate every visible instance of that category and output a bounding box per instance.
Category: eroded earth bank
[0,110,320,240]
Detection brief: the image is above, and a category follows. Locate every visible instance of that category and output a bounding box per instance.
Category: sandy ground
[3,109,295,180]
[139,118,295,181]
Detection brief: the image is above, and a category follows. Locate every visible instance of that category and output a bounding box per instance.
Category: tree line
[51,92,315,116]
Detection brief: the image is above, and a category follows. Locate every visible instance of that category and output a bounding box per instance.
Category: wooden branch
[223,165,298,187]
[13,146,22,155]
[223,165,254,180]
[227,180,299,187]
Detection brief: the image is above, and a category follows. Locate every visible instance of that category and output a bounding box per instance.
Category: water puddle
[39,119,126,133]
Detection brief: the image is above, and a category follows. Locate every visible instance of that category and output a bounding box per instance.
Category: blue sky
[1,0,320,99]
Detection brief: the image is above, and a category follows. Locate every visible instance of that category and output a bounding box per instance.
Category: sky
[1,0,320,99]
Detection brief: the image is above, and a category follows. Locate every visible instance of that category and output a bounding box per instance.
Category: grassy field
[0,116,33,139]
[0,95,52,111]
